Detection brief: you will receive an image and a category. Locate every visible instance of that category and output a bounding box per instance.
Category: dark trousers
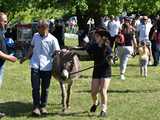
[31,68,52,108]
[151,40,158,65]
[109,36,116,49]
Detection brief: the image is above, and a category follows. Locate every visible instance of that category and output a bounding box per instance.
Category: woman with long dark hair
[116,22,137,80]
[86,28,112,117]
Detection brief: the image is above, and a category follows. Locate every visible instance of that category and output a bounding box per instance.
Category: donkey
[52,49,80,112]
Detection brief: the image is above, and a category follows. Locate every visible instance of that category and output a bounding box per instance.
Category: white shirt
[108,20,121,37]
[30,33,60,71]
[135,19,140,30]
[137,22,152,41]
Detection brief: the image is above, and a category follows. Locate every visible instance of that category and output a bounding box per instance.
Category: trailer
[15,23,33,58]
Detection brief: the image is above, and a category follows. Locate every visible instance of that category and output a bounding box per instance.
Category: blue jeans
[31,68,52,108]
[0,65,4,87]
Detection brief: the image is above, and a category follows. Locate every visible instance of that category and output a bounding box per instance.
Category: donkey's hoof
[62,108,67,112]
[67,105,71,109]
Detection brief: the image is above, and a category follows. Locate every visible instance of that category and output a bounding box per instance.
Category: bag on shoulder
[116,32,125,46]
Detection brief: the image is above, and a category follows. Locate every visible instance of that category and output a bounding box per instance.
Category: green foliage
[68,0,160,16]
[1,0,160,24]
[0,0,66,23]
[10,8,65,23]
[75,0,88,11]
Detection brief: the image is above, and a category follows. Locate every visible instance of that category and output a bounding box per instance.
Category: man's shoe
[32,108,41,116]
[99,111,107,117]
[40,107,48,115]
[0,112,5,118]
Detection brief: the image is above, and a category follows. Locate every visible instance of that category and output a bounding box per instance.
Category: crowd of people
[101,14,160,79]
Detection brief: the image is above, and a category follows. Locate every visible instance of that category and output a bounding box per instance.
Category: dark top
[0,31,8,67]
[86,43,112,78]
[53,20,65,48]
[123,32,134,46]
[116,30,134,47]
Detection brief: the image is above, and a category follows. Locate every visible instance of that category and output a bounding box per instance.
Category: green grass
[0,39,160,120]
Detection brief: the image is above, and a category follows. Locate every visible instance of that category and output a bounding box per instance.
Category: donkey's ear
[69,51,77,57]
[54,50,61,55]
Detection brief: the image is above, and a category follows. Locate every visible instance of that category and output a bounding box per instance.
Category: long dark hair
[95,28,110,45]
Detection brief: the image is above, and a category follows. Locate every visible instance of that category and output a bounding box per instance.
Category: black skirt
[92,64,111,79]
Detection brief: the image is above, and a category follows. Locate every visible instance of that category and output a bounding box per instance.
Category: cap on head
[95,27,110,38]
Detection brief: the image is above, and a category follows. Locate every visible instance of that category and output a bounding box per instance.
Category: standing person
[151,18,160,66]
[87,18,95,31]
[0,12,17,118]
[137,16,152,64]
[53,19,65,48]
[107,15,121,48]
[20,20,60,116]
[116,23,137,80]
[149,23,157,66]
[138,41,150,77]
[86,28,112,117]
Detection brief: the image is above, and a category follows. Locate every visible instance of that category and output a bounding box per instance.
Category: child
[138,41,150,77]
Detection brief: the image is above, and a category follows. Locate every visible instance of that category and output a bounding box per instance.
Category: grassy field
[0,39,160,120]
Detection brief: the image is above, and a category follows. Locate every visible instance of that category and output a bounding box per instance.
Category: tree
[1,0,160,24]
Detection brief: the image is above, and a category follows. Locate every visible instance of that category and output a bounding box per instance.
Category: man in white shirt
[108,15,121,48]
[137,16,152,43]
[137,16,152,63]
[20,20,60,116]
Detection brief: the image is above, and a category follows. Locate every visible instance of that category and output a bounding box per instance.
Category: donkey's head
[53,49,80,82]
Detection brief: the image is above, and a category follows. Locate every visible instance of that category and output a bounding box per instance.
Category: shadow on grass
[79,74,121,79]
[0,102,93,118]
[108,89,160,93]
[112,63,138,67]
[0,101,32,117]
[26,109,94,118]
[47,110,96,118]
[75,89,160,94]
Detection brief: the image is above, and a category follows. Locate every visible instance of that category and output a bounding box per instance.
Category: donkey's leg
[59,82,67,112]
[66,81,73,109]
[140,65,143,76]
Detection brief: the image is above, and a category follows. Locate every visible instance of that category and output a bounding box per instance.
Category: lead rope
[70,65,94,75]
